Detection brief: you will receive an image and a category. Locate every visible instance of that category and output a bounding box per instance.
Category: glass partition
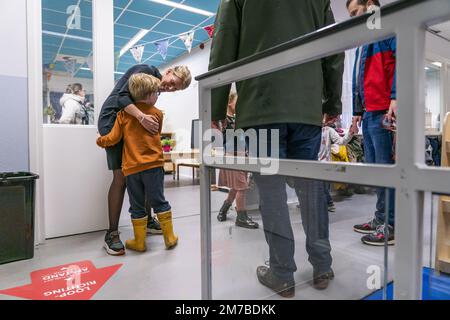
[42,0,94,125]
[209,170,394,300]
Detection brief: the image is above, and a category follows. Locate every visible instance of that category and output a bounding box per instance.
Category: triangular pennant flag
[204,25,215,38]
[63,58,77,77]
[179,31,195,53]
[154,39,169,60]
[86,55,94,72]
[130,45,145,64]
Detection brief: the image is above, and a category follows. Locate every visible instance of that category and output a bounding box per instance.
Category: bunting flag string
[86,55,94,72]
[126,24,214,61]
[130,45,145,63]
[154,39,169,60]
[179,31,195,53]
[203,25,215,38]
[63,58,77,77]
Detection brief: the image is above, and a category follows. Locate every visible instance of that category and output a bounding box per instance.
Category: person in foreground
[97,73,178,253]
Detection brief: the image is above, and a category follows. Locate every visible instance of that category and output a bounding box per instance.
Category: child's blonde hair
[129,73,161,102]
[171,66,192,90]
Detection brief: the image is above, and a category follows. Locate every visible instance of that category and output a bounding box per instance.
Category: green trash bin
[0,172,39,265]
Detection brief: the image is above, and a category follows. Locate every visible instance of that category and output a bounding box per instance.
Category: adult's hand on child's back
[141,115,159,135]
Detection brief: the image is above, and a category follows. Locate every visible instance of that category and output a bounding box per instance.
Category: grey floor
[0,175,437,300]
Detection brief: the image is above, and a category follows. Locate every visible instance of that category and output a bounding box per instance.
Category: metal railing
[196,0,450,300]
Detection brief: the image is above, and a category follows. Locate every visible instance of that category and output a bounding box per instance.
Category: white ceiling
[431,21,450,41]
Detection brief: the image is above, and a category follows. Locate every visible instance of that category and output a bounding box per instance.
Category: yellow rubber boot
[125,217,148,252]
[157,211,178,249]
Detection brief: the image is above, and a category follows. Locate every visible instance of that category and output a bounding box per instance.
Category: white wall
[0,0,27,79]
[425,68,442,129]
[0,0,29,172]
[426,32,450,120]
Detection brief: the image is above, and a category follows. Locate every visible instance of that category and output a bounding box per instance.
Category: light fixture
[148,0,215,17]
[43,30,92,42]
[432,61,442,68]
[119,29,150,57]
[80,67,124,75]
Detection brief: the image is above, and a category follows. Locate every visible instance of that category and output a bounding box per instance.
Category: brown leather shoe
[313,269,335,290]
[256,266,295,298]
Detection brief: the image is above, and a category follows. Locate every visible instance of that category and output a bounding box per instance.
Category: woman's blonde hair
[129,73,161,101]
[171,66,192,90]
[66,83,83,95]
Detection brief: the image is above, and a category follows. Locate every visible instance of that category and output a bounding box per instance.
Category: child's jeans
[126,167,171,219]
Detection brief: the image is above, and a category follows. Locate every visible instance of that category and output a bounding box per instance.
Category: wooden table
[175,158,200,181]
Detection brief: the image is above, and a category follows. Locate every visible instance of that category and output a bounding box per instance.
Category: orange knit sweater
[97,103,164,176]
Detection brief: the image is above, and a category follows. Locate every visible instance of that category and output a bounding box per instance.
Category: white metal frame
[198,0,450,300]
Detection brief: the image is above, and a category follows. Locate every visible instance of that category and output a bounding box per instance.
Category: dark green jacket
[209,0,344,129]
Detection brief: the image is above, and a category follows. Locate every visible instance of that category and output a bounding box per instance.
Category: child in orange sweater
[97,73,177,252]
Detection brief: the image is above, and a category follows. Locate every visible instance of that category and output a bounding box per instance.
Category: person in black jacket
[98,64,191,256]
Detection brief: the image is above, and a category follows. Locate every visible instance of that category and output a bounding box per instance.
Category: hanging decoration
[153,39,169,60]
[43,63,55,81]
[63,57,77,77]
[86,55,94,72]
[130,45,145,64]
[179,31,195,53]
[204,25,215,38]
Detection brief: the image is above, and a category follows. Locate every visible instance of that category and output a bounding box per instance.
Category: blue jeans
[362,111,395,226]
[249,123,332,281]
[325,183,333,205]
[126,167,171,219]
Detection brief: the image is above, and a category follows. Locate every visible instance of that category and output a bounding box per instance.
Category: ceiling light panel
[148,0,215,17]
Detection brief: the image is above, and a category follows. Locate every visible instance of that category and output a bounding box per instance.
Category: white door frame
[25,0,115,241]
[26,0,45,244]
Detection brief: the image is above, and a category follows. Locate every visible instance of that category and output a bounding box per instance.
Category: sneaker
[328,203,336,212]
[361,225,395,246]
[256,266,295,298]
[104,231,125,256]
[313,269,334,290]
[353,218,383,234]
[147,216,163,235]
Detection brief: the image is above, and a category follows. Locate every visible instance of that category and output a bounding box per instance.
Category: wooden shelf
[437,258,450,275]
[444,200,450,214]
[439,257,450,263]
